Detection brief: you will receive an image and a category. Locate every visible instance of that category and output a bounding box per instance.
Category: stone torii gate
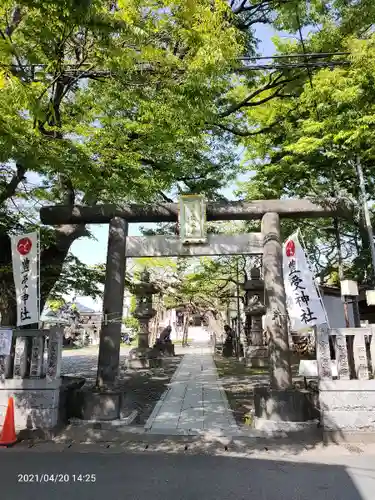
[40,198,353,396]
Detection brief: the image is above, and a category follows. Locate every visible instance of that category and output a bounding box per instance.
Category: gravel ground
[214,356,269,425]
[215,355,309,426]
[119,355,183,424]
[61,346,183,425]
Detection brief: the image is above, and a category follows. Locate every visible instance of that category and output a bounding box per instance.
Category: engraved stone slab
[335,331,350,380]
[299,360,338,378]
[319,390,375,411]
[319,380,375,391]
[250,316,264,346]
[0,389,59,410]
[13,336,28,379]
[4,354,13,379]
[22,389,59,409]
[0,378,61,390]
[316,324,332,379]
[319,380,375,432]
[245,346,269,367]
[125,233,264,258]
[30,336,44,378]
[321,410,375,431]
[0,405,59,430]
[0,356,5,383]
[331,327,372,337]
[46,328,63,381]
[370,333,375,378]
[353,332,369,380]
[0,355,12,382]
[246,346,269,358]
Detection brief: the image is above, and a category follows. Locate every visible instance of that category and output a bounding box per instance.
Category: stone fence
[0,326,63,430]
[317,325,375,438]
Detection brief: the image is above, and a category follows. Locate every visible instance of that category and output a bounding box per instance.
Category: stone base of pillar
[245,346,269,367]
[253,387,320,432]
[69,386,122,421]
[0,379,62,431]
[152,341,175,357]
[126,347,163,369]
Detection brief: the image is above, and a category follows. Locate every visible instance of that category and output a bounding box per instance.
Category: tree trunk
[0,296,17,327]
[150,295,163,346]
[40,224,89,311]
[0,231,17,326]
[0,224,88,325]
[182,314,189,346]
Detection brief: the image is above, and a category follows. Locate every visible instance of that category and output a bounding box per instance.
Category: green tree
[123,316,139,333]
[239,35,375,283]
[0,0,249,324]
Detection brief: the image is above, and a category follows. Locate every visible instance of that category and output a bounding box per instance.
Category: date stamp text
[17,473,96,483]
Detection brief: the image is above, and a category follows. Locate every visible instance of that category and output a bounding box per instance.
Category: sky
[69,23,290,310]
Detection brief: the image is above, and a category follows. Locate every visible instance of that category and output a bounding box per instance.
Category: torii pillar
[96,217,128,389]
[262,212,292,389]
[253,213,317,431]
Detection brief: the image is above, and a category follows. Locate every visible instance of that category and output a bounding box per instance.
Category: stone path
[145,344,238,436]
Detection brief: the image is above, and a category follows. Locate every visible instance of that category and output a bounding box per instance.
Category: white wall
[321,294,355,328]
[122,290,132,318]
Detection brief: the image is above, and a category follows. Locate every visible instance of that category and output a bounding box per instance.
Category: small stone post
[97,217,128,388]
[262,212,292,390]
[13,337,28,379]
[46,327,63,381]
[30,336,44,378]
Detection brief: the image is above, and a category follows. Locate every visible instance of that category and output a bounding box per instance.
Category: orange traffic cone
[0,397,17,447]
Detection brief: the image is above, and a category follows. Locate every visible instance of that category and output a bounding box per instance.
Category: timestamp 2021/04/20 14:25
[17,474,97,483]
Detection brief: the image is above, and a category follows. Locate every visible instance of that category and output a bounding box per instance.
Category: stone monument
[0,327,63,432]
[127,269,161,368]
[244,267,268,367]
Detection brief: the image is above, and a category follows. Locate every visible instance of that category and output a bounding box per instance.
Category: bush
[123,316,140,333]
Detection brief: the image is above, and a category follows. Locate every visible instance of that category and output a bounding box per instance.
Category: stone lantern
[243,267,268,367]
[128,268,160,368]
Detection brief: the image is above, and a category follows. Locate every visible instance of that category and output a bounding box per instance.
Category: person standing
[222,325,234,357]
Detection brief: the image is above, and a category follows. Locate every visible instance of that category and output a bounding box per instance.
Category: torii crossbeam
[40,198,354,225]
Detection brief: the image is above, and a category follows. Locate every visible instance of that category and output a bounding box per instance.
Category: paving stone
[145,338,239,435]
[203,387,227,404]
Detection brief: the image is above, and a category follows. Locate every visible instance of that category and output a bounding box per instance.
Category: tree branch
[232,0,292,15]
[232,0,250,14]
[5,6,22,38]
[218,76,296,118]
[213,119,280,137]
[158,191,174,203]
[0,163,26,205]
